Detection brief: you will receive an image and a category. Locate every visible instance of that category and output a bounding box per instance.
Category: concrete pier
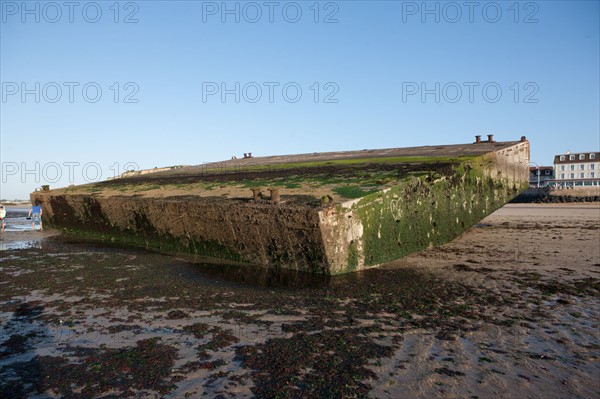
[32,138,530,274]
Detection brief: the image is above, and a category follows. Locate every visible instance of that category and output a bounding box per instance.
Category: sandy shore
[398,203,600,278]
[0,230,60,243]
[0,203,598,398]
[372,203,600,398]
[0,230,61,252]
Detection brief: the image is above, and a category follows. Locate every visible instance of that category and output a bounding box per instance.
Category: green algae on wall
[34,193,329,270]
[32,141,529,275]
[347,241,360,272]
[41,195,250,263]
[344,162,523,269]
[59,226,249,264]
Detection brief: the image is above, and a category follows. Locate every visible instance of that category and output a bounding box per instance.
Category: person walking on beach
[0,205,6,232]
[29,203,43,231]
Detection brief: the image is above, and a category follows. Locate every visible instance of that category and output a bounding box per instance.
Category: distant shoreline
[0,202,31,208]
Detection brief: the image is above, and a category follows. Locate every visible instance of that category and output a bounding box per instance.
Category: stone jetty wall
[31,141,530,274]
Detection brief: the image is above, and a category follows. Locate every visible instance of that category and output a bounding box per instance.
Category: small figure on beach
[29,203,43,231]
[0,205,6,232]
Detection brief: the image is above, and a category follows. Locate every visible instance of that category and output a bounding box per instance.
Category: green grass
[170,155,474,176]
[134,184,162,192]
[333,186,380,199]
[65,156,461,196]
[234,155,473,171]
[92,169,433,199]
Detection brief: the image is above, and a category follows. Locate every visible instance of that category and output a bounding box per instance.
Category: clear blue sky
[1,0,599,199]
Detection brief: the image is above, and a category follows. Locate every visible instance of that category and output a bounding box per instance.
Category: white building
[552,151,600,187]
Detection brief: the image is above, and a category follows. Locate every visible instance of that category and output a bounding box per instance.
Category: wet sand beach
[0,203,598,398]
[0,206,59,251]
[1,230,60,244]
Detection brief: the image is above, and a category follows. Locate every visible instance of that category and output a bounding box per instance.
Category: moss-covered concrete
[318,143,530,274]
[36,195,327,270]
[32,140,530,275]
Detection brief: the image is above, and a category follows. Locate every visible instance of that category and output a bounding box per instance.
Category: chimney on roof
[474,135,481,144]
[487,134,495,143]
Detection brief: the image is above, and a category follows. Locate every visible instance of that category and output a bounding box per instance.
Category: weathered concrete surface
[318,142,530,273]
[31,139,530,274]
[38,195,328,271]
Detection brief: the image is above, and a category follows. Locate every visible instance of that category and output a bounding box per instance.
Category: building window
[561,165,565,171]
[570,155,575,161]
[591,154,596,160]
[581,173,585,179]
[579,154,585,160]
[571,173,575,179]
[560,155,565,161]
[591,164,595,170]
[580,164,585,170]
[571,165,575,171]
[592,172,595,178]
[545,170,550,175]
[560,173,564,179]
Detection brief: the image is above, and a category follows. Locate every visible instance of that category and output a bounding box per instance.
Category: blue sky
[1,0,599,199]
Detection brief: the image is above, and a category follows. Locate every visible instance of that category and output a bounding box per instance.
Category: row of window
[559,172,597,179]
[559,154,597,161]
[559,164,596,171]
